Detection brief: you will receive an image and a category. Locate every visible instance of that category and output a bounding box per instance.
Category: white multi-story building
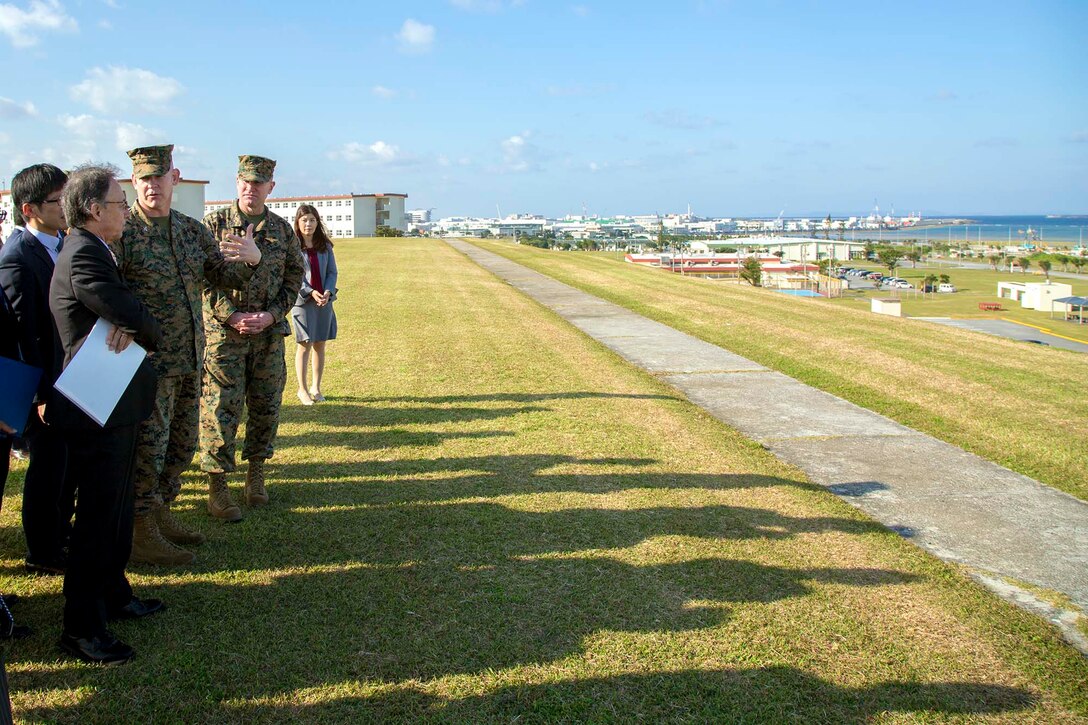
[407,208,432,224]
[205,193,407,237]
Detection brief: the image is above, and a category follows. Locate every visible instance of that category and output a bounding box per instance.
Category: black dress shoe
[59,632,134,665]
[24,556,66,576]
[1,593,20,607]
[108,597,165,621]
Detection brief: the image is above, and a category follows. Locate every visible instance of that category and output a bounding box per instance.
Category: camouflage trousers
[133,372,200,517]
[199,332,287,473]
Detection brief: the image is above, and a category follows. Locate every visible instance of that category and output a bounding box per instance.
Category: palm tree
[923,273,938,294]
[1038,258,1052,282]
[987,254,999,271]
[1019,257,1031,275]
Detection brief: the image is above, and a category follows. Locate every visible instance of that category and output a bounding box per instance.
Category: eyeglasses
[101,200,130,207]
[37,198,63,206]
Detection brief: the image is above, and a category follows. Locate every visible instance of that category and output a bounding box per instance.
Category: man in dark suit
[0,164,75,576]
[48,163,164,665]
[0,289,31,641]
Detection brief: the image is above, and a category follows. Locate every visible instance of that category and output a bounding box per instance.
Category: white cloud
[572,4,589,16]
[57,112,166,152]
[328,140,406,165]
[933,89,958,101]
[69,66,184,114]
[1069,131,1088,144]
[97,18,111,29]
[0,96,37,118]
[396,18,434,53]
[500,131,542,172]
[103,0,120,8]
[372,85,396,99]
[0,0,77,48]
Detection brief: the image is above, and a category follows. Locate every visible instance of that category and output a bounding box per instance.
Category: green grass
[468,239,1088,503]
[1,238,1086,723]
[827,263,1088,331]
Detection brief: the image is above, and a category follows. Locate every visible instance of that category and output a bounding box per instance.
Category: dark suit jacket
[47,227,162,430]
[0,228,64,403]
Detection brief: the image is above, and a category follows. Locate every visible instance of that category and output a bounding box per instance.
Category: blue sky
[1,0,1085,217]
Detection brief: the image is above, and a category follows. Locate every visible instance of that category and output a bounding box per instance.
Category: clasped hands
[226,311,274,335]
[219,224,262,265]
[311,290,331,307]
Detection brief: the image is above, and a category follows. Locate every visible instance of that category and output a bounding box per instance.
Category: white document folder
[54,319,147,426]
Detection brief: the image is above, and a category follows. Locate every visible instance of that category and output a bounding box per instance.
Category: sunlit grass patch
[0,238,1082,722]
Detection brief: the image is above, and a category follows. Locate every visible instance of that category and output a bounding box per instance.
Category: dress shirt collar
[25,225,63,262]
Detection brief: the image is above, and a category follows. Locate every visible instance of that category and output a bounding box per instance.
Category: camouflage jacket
[113,203,254,376]
[202,201,305,343]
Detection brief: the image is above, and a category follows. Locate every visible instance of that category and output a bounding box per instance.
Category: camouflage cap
[127,144,174,177]
[238,155,276,183]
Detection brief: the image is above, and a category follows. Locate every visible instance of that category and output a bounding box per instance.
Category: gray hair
[62,163,120,228]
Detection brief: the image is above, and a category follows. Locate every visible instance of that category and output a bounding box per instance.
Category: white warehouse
[205,193,407,238]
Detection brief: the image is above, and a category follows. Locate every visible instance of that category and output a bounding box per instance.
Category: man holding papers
[48,164,163,666]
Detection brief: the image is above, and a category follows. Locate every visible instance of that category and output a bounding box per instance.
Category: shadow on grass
[278,403,549,428]
[0,457,1039,721]
[349,391,679,405]
[230,666,1037,722]
[273,429,515,451]
[12,554,925,717]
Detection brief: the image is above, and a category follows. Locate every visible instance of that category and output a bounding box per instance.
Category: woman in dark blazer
[290,205,337,405]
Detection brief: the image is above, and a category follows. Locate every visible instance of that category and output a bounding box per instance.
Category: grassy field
[469,239,1088,503]
[1,238,1086,723]
[826,263,1088,331]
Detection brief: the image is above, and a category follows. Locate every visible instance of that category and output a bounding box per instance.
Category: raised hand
[220,224,262,264]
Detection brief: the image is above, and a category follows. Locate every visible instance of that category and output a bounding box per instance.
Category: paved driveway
[916,318,1088,352]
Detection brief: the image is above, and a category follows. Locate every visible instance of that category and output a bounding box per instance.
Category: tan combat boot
[207,473,242,522]
[245,460,269,507]
[130,513,196,565]
[156,505,206,545]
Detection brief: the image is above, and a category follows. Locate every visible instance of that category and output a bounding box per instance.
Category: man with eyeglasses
[48,163,163,665]
[0,164,77,583]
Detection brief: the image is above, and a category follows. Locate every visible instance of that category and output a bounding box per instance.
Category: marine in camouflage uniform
[115,145,259,564]
[199,155,304,521]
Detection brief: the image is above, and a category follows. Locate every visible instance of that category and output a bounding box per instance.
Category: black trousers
[61,424,137,638]
[22,415,74,563]
[0,437,10,504]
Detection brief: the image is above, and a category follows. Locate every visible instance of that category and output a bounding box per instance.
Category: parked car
[938,283,957,293]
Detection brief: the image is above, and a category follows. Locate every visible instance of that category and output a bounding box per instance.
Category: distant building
[625,252,820,289]
[997,281,1074,312]
[0,189,14,240]
[730,236,868,261]
[120,177,208,220]
[407,208,432,224]
[206,193,407,237]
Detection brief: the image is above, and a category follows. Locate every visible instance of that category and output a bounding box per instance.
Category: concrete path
[448,240,1088,649]
[915,317,1088,353]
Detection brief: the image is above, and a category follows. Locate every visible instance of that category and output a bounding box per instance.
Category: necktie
[56,231,65,252]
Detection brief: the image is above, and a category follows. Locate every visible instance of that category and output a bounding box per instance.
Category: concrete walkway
[448,240,1088,650]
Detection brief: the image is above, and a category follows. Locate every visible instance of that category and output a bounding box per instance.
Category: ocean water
[831,215,1088,246]
[771,215,1086,246]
